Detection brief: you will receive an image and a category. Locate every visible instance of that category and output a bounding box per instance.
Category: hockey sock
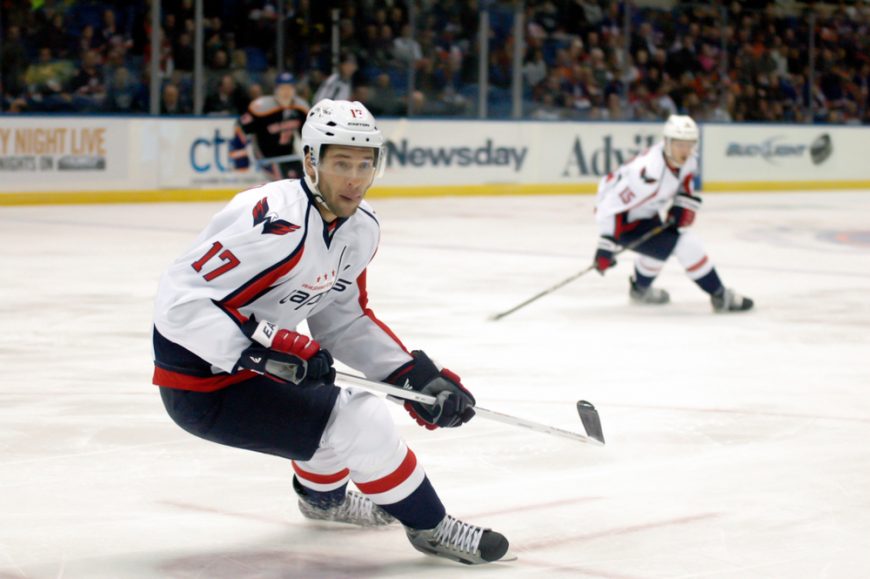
[293,475,348,509]
[377,476,446,530]
[633,268,656,289]
[693,269,724,295]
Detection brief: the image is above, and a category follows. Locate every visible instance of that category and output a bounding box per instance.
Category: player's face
[668,139,696,167]
[275,84,295,106]
[314,146,378,219]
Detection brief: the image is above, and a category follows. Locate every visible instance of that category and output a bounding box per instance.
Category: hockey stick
[334,371,605,445]
[489,221,673,321]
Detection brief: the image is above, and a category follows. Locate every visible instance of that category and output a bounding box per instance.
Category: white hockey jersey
[594,141,697,238]
[152,179,412,386]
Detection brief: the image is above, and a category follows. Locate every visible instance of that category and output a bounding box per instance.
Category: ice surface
[1,191,869,578]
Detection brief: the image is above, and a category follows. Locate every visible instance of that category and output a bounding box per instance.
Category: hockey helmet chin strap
[303,146,334,214]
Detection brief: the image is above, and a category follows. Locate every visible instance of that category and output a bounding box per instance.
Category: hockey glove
[235,316,335,386]
[385,350,476,430]
[594,236,619,274]
[667,193,702,229]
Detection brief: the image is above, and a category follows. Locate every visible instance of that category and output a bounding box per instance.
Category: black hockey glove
[667,193,702,229]
[234,316,335,386]
[594,235,618,274]
[385,350,476,430]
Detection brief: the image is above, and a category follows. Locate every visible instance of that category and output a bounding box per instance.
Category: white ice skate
[406,514,512,565]
[629,277,670,305]
[711,287,754,313]
[295,478,395,527]
[297,489,396,526]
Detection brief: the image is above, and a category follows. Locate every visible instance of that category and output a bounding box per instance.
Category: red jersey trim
[355,449,418,494]
[152,366,255,392]
[687,256,709,272]
[356,269,408,353]
[292,462,351,485]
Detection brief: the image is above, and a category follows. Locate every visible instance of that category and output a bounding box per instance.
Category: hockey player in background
[229,72,309,180]
[152,99,510,565]
[592,115,753,312]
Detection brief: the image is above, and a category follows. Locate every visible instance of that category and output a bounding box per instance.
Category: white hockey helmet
[302,99,385,194]
[662,114,699,166]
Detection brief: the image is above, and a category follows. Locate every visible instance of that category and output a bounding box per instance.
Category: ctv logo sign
[189,129,233,173]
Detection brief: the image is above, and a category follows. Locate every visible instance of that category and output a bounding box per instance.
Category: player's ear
[303,150,316,179]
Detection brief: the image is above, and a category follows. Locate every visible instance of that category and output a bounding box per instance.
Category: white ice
[1,191,869,578]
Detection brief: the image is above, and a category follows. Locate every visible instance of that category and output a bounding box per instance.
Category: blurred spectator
[523,48,548,90]
[393,24,422,64]
[70,51,106,101]
[101,8,132,52]
[313,53,357,103]
[2,26,29,100]
[247,83,263,103]
[104,67,141,112]
[204,74,247,115]
[161,83,190,114]
[530,92,563,120]
[25,48,75,107]
[365,72,404,116]
[37,13,73,60]
[174,33,195,72]
[76,25,104,59]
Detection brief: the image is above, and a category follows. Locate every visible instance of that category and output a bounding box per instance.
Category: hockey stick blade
[576,400,605,444]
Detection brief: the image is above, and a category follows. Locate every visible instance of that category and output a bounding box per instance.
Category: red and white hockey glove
[594,236,618,274]
[386,351,476,430]
[667,193,702,229]
[235,316,335,386]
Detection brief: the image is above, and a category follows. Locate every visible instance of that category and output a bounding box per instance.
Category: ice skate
[406,514,511,565]
[629,277,670,305]
[295,478,395,527]
[711,287,754,313]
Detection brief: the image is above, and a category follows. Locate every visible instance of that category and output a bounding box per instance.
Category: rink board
[1,117,868,204]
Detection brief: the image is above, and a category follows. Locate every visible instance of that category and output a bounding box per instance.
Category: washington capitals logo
[640,167,657,184]
[252,197,299,235]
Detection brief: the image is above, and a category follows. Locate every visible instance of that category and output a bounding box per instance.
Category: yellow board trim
[0,188,243,206]
[0,183,596,206]
[703,180,870,192]
[2,180,869,206]
[367,183,594,197]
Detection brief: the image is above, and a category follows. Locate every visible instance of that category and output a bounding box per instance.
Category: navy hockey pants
[617,215,679,260]
[159,378,340,462]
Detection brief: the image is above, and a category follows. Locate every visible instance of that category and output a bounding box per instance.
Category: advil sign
[562,133,657,177]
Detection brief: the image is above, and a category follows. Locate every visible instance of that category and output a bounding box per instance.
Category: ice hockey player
[592,114,753,312]
[229,72,309,180]
[152,99,510,565]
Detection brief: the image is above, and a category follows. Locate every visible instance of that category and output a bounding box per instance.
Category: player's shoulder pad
[248,96,281,117]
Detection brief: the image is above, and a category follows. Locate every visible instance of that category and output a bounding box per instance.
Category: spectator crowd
[1,0,869,124]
